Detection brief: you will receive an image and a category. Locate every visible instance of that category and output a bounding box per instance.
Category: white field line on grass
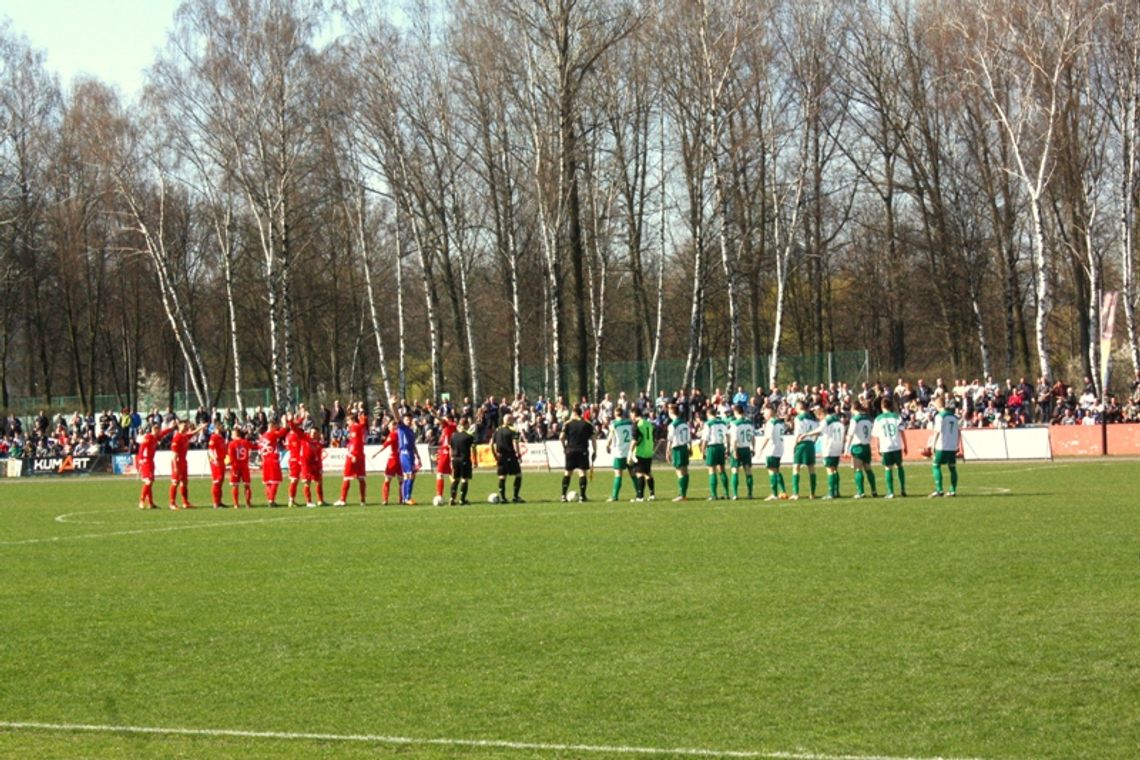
[0,720,987,760]
[5,500,790,548]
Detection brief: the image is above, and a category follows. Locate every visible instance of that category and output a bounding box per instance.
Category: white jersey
[872,412,904,453]
[821,416,846,458]
[667,419,691,449]
[759,418,785,459]
[608,418,635,458]
[932,411,960,452]
[701,417,729,446]
[729,418,755,451]
[793,413,819,444]
[847,414,873,448]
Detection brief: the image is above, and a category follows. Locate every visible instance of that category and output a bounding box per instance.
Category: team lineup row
[132,394,965,510]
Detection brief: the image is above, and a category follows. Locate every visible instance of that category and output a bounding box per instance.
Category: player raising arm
[336,406,369,506]
[207,424,229,508]
[165,418,208,509]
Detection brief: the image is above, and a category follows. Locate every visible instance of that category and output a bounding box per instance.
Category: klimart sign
[23,455,107,476]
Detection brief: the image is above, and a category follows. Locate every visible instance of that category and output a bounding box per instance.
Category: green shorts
[766,456,782,470]
[933,450,957,466]
[793,443,816,466]
[704,444,726,467]
[731,448,752,468]
[881,450,903,467]
[823,456,840,469]
[671,446,690,469]
[850,444,871,464]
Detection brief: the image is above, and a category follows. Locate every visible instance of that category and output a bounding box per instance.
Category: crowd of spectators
[3,370,1140,461]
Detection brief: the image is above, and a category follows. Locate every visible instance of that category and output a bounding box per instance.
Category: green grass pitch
[1,461,1137,759]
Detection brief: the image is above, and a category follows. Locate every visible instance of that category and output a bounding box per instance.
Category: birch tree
[954,0,1095,381]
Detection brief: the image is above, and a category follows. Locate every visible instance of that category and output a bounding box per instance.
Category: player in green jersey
[757,405,788,500]
[629,407,657,501]
[871,397,907,497]
[819,406,846,499]
[666,404,691,501]
[790,400,821,499]
[928,395,962,497]
[605,407,634,502]
[728,404,755,499]
[700,408,730,499]
[844,400,878,499]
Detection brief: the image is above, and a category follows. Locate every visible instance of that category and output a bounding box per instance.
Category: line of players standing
[133,393,964,510]
[133,405,483,510]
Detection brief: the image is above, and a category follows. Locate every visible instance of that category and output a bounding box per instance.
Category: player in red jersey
[227,428,254,508]
[285,411,306,507]
[372,420,403,505]
[206,425,229,508]
[336,406,369,506]
[434,414,458,501]
[259,417,289,507]
[164,419,207,509]
[135,423,174,509]
[301,427,327,506]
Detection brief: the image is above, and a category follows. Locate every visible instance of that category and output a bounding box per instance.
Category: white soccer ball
[566,491,579,502]
[432,495,444,506]
[488,492,502,504]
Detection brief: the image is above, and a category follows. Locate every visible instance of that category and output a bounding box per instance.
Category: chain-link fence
[520,351,869,398]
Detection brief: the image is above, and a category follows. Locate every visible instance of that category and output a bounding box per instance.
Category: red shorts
[210,464,225,483]
[436,450,452,476]
[262,457,282,485]
[288,455,302,479]
[171,457,188,482]
[344,451,366,478]
[230,465,251,484]
[138,463,155,483]
[384,454,402,478]
[301,464,322,482]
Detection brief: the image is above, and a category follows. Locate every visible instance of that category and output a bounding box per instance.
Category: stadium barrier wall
[1106,424,1140,456]
[1048,425,1105,457]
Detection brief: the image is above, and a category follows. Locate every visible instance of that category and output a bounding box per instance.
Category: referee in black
[449,416,475,505]
[560,405,597,502]
[492,413,524,503]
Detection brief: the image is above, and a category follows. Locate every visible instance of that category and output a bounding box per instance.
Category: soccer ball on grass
[488,492,502,504]
[566,491,579,502]
[432,495,444,506]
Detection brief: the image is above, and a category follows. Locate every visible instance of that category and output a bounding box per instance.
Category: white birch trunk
[507,219,523,396]
[350,188,393,405]
[715,167,740,390]
[395,220,407,403]
[1121,40,1140,374]
[646,110,667,397]
[120,179,211,409]
[459,255,481,403]
[218,215,243,412]
[973,295,992,379]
